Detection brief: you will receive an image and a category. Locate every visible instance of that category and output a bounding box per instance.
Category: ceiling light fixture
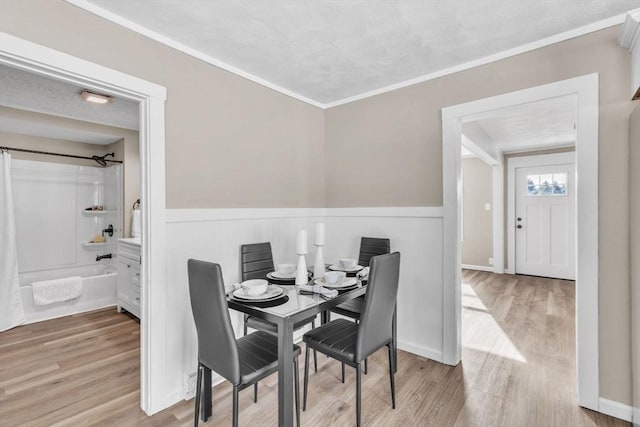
[80,90,111,104]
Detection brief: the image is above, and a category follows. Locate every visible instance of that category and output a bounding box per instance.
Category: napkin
[357,267,370,280]
[297,284,338,299]
[225,283,242,295]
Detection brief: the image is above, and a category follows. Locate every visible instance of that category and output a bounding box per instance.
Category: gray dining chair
[330,237,392,379]
[241,242,318,400]
[302,252,401,427]
[187,259,301,427]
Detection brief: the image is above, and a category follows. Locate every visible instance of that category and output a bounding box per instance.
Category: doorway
[441,74,599,410]
[0,33,167,414]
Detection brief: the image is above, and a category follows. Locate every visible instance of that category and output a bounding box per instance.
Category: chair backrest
[358,237,391,267]
[356,252,401,361]
[241,242,275,281]
[187,259,240,385]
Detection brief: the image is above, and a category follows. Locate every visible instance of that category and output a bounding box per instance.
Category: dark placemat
[336,285,359,293]
[267,272,311,285]
[232,295,289,308]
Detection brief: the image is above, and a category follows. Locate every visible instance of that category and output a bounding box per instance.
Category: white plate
[313,277,358,289]
[232,285,284,301]
[269,271,297,279]
[329,264,364,273]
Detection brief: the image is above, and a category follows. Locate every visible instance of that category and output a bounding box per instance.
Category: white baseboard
[396,339,442,363]
[599,398,633,422]
[461,264,493,272]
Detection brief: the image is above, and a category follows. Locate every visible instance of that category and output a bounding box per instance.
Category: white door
[515,163,575,280]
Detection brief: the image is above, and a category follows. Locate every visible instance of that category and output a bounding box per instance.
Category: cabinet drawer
[118,242,141,262]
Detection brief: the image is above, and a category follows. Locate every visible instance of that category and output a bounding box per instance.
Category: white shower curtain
[0,151,25,331]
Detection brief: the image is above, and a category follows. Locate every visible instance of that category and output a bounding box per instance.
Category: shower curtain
[0,151,25,331]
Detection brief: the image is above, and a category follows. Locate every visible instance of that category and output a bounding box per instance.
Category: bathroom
[0,63,141,330]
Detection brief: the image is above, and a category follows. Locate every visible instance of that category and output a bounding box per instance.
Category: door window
[527,173,567,196]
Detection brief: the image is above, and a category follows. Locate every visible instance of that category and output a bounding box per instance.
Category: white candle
[315,222,325,246]
[296,229,308,254]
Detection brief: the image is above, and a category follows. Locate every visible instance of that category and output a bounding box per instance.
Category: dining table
[199,276,368,427]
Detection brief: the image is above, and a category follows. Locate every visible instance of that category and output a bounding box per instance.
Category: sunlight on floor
[462,283,527,363]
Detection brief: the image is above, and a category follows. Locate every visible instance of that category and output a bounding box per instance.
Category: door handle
[517,225,522,229]
[517,217,522,221]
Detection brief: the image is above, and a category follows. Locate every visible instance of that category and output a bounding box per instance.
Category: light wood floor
[0,272,630,426]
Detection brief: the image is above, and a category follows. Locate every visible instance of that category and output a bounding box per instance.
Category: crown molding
[325,14,625,108]
[66,1,626,110]
[64,0,326,109]
[618,8,640,49]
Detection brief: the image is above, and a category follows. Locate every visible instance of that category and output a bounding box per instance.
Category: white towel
[357,267,370,280]
[131,209,141,238]
[297,284,338,299]
[31,276,83,306]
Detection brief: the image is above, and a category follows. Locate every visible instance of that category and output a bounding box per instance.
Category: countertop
[118,237,141,247]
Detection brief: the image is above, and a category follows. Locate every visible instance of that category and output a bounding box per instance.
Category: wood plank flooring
[0,272,630,426]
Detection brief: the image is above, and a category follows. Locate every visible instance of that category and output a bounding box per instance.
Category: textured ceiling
[0,64,139,132]
[82,0,640,104]
[470,95,576,153]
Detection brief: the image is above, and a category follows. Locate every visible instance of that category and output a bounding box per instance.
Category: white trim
[396,339,442,362]
[441,74,599,411]
[492,164,505,274]
[506,152,576,275]
[165,206,444,223]
[618,9,640,49]
[64,0,621,109]
[325,15,623,108]
[0,32,168,415]
[461,264,493,272]
[326,206,443,218]
[599,398,633,422]
[64,0,325,109]
[166,208,326,223]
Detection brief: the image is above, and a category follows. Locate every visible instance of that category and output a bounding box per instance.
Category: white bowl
[241,279,268,296]
[339,258,357,269]
[324,271,346,285]
[276,263,295,275]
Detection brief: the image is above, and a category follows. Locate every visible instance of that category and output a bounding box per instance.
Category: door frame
[507,151,576,276]
[441,73,599,410]
[0,32,168,414]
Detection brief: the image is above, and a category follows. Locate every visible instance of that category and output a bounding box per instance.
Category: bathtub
[19,264,118,324]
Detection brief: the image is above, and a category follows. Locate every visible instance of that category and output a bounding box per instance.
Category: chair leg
[243,314,248,336]
[311,320,318,373]
[364,358,368,375]
[254,382,258,403]
[356,363,362,427]
[232,385,239,427]
[194,364,202,427]
[303,344,310,411]
[388,345,396,409]
[294,357,300,427]
[341,362,345,383]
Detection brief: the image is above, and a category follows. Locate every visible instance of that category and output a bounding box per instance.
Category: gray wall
[462,158,493,267]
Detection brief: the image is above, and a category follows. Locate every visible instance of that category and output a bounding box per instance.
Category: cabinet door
[129,262,141,310]
[117,260,131,304]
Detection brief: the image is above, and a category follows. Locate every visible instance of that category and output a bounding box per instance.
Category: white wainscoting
[164,207,444,404]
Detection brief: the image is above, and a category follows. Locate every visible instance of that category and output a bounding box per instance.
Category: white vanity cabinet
[117,238,141,319]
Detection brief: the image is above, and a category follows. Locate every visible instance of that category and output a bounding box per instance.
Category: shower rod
[0,146,123,166]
